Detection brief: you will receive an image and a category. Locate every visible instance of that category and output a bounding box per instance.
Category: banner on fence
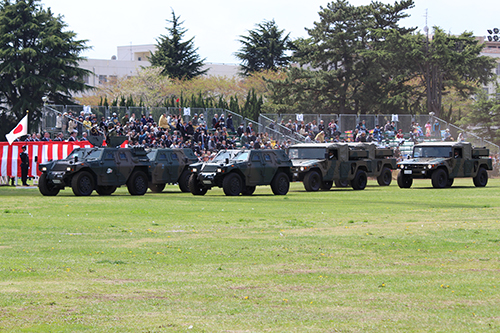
[0,142,92,178]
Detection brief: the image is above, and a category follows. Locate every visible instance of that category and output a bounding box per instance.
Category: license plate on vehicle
[403,170,412,175]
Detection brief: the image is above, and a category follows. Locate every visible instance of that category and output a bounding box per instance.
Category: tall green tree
[267,0,415,114]
[236,19,291,76]
[0,0,91,129]
[150,10,207,79]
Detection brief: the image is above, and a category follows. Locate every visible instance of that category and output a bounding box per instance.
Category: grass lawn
[1,178,499,332]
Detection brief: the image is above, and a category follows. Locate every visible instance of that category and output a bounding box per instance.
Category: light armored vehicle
[146,148,199,193]
[288,142,397,191]
[188,149,293,196]
[38,145,151,196]
[396,141,492,188]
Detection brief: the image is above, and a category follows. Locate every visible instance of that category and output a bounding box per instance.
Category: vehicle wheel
[377,167,392,186]
[431,169,448,189]
[38,173,60,196]
[149,183,166,193]
[71,171,94,196]
[178,170,190,193]
[334,179,349,187]
[96,185,117,195]
[320,181,333,191]
[189,174,207,195]
[397,171,413,188]
[271,172,289,195]
[446,178,454,188]
[350,169,367,190]
[223,173,243,196]
[241,186,256,196]
[127,171,148,195]
[473,167,488,187]
[303,170,321,192]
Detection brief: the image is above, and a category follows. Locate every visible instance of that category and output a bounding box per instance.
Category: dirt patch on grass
[91,278,147,284]
[0,245,12,249]
[78,292,169,301]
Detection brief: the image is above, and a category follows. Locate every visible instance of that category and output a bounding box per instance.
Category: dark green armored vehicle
[146,148,199,193]
[396,142,493,188]
[38,146,151,196]
[188,149,293,196]
[289,142,396,191]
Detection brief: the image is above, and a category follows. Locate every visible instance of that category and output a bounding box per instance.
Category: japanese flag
[6,114,28,145]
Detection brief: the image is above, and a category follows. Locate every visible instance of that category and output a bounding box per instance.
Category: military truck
[188,149,293,196]
[396,141,492,188]
[146,148,199,193]
[288,142,397,191]
[38,146,151,196]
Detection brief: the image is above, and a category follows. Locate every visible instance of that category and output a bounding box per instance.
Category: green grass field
[1,178,499,332]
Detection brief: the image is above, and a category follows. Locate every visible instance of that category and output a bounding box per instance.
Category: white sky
[40,0,500,64]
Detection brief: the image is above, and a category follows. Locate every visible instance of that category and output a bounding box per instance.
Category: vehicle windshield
[212,151,236,162]
[232,151,250,161]
[83,149,103,160]
[146,151,157,160]
[413,146,452,158]
[288,148,326,159]
[66,149,90,160]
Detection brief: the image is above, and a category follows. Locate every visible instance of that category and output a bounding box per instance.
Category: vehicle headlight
[427,164,433,169]
[66,167,72,172]
[42,166,47,172]
[217,168,222,173]
[399,164,404,169]
[300,167,305,171]
[191,168,197,173]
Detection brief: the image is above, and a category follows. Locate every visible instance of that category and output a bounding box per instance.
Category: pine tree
[149,10,207,79]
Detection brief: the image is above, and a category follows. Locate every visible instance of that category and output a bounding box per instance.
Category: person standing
[20,145,29,186]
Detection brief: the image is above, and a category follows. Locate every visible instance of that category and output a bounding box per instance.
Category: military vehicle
[288,142,397,191]
[396,141,492,188]
[146,148,199,193]
[188,149,293,196]
[38,145,151,196]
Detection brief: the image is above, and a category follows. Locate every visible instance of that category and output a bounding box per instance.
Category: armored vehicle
[188,149,293,196]
[146,148,199,193]
[289,142,397,191]
[396,142,492,188]
[38,146,151,196]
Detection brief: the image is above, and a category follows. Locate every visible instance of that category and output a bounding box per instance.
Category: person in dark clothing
[20,145,29,186]
[226,115,235,132]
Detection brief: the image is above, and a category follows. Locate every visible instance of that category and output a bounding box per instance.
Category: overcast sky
[40,0,500,64]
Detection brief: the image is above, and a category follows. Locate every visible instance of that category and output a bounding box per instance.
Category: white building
[78,44,240,88]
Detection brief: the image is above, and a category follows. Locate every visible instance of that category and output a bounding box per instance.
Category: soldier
[20,145,29,186]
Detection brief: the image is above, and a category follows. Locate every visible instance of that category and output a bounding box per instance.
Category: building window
[109,75,117,84]
[138,57,142,61]
[98,75,107,84]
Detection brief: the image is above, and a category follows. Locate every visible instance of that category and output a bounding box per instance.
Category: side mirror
[225,158,229,164]
[74,156,78,163]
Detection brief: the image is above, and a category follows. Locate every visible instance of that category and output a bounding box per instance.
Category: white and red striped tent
[0,142,93,178]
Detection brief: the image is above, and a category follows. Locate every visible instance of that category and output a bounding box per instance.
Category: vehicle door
[324,149,338,180]
[169,152,182,183]
[151,151,169,184]
[262,152,277,183]
[450,148,463,177]
[247,151,264,186]
[114,150,131,184]
[97,150,119,185]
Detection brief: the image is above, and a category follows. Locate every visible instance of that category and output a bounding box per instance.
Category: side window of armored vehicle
[171,153,178,160]
[119,152,127,160]
[264,154,272,162]
[252,153,261,162]
[105,152,114,160]
[158,153,168,161]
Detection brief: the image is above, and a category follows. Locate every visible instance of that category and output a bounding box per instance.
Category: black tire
[72,171,94,196]
[334,179,349,187]
[96,185,117,195]
[223,173,243,196]
[303,170,321,192]
[377,167,392,186]
[189,174,207,195]
[350,169,367,190]
[446,178,454,188]
[38,173,60,196]
[397,171,413,188]
[149,183,166,193]
[127,171,148,195]
[271,172,289,195]
[473,167,488,187]
[320,181,333,191]
[241,186,256,196]
[178,170,190,193]
[431,169,448,189]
